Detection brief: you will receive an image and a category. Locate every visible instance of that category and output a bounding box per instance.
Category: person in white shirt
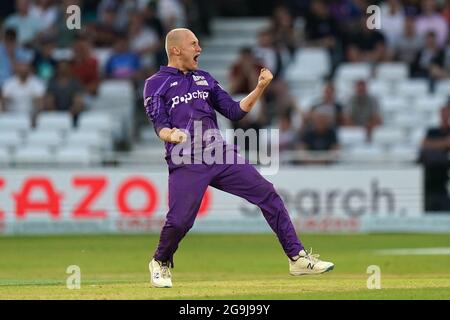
[415,0,448,48]
[1,55,45,119]
[3,0,43,45]
[380,0,405,52]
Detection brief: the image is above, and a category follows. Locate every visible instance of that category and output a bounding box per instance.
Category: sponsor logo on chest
[171,90,209,108]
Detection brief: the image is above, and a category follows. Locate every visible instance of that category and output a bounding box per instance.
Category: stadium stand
[0,0,450,171]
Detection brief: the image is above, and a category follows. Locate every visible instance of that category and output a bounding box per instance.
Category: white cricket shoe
[149,259,172,288]
[289,248,334,276]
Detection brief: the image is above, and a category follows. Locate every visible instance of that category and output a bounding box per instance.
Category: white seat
[36,111,73,131]
[78,112,114,133]
[372,128,405,146]
[287,48,331,79]
[388,145,418,162]
[413,95,447,113]
[398,80,429,98]
[0,147,10,165]
[0,113,31,132]
[0,131,23,149]
[13,146,54,165]
[393,113,422,130]
[338,127,366,148]
[368,80,391,97]
[98,80,134,100]
[343,144,385,162]
[335,63,372,82]
[25,130,63,148]
[375,63,409,81]
[380,96,408,113]
[66,129,112,151]
[409,128,427,147]
[435,80,450,96]
[55,146,101,166]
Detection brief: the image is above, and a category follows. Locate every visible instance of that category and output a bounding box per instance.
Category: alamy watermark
[66,265,81,289]
[66,5,81,30]
[366,265,381,289]
[366,5,381,30]
[170,121,280,175]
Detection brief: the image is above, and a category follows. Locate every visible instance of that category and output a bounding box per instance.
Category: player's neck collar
[160,65,195,75]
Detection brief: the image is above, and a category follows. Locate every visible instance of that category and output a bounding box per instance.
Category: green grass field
[0,233,449,299]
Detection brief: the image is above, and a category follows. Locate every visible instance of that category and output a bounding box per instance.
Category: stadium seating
[65,129,113,152]
[0,131,23,150]
[13,146,54,166]
[397,79,429,98]
[372,127,406,148]
[36,111,73,132]
[0,113,32,132]
[335,63,372,82]
[0,147,10,166]
[286,48,331,80]
[55,146,101,166]
[338,127,366,148]
[25,129,64,149]
[375,62,409,81]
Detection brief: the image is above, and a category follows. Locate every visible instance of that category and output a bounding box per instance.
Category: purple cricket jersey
[143,66,247,161]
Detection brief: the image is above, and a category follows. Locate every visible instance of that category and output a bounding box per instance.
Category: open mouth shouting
[193,53,200,65]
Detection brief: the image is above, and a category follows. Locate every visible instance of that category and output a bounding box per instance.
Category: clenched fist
[257,68,274,89]
[170,128,188,144]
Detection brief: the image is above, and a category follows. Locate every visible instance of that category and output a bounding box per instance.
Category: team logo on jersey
[193,75,209,86]
[170,81,178,87]
[171,90,209,108]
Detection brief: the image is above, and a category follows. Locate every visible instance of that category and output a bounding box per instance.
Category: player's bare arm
[239,68,273,112]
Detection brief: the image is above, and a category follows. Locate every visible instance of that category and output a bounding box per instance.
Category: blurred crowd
[0,0,212,137]
[1,0,450,210]
[228,0,450,160]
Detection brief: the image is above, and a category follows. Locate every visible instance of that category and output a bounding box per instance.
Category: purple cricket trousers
[153,155,304,266]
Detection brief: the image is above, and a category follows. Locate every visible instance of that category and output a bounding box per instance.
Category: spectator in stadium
[142,1,168,67]
[30,0,58,32]
[344,79,382,140]
[278,111,297,153]
[0,28,28,88]
[105,32,142,81]
[128,11,160,70]
[0,51,45,121]
[396,16,424,65]
[90,3,124,48]
[420,104,450,212]
[379,0,405,54]
[429,33,450,80]
[97,0,135,31]
[415,0,448,48]
[229,47,264,95]
[71,33,100,98]
[3,0,43,46]
[157,0,187,30]
[271,5,300,56]
[253,29,290,79]
[184,0,213,37]
[298,110,339,165]
[32,35,57,83]
[306,82,345,128]
[304,0,340,56]
[45,59,85,124]
[411,31,444,78]
[345,17,390,63]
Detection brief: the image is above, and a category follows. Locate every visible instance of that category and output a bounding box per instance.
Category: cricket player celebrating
[144,28,334,288]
